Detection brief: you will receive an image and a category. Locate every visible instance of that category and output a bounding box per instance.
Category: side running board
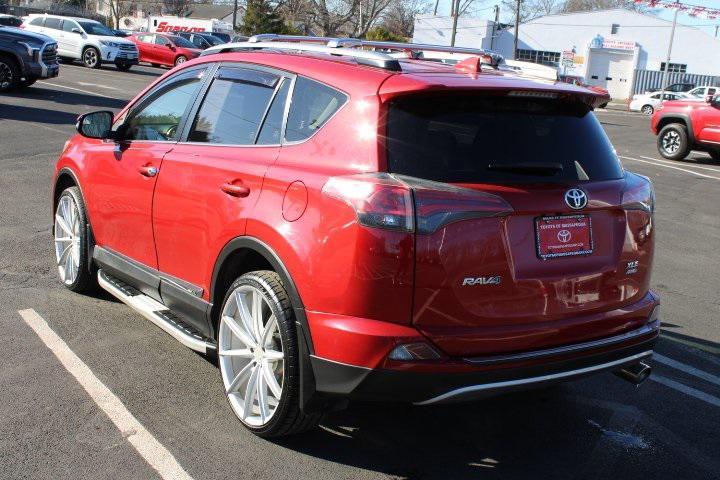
[98,269,216,354]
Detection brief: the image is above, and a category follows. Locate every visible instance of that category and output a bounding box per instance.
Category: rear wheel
[709,150,720,163]
[0,55,20,92]
[641,104,654,115]
[218,271,321,437]
[54,187,95,292]
[657,123,690,160]
[174,55,187,66]
[116,63,132,72]
[82,47,101,69]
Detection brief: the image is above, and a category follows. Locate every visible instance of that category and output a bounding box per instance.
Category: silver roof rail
[200,41,402,71]
[202,35,504,70]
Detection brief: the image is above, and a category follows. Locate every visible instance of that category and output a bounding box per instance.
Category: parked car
[0,14,23,27]
[128,32,201,67]
[651,94,720,161]
[23,15,138,70]
[0,24,59,91]
[629,91,689,115]
[685,85,719,100]
[210,31,231,43]
[231,35,249,43]
[647,82,695,94]
[111,29,130,37]
[53,36,659,437]
[175,31,224,50]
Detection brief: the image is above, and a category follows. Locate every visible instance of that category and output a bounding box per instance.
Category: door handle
[221,182,250,198]
[139,165,158,177]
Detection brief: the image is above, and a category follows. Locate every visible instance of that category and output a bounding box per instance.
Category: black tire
[218,270,321,437]
[174,55,187,66]
[657,123,690,160]
[116,63,132,72]
[641,104,654,115]
[53,186,96,292]
[151,63,161,67]
[82,47,101,69]
[0,54,21,92]
[19,76,38,88]
[709,150,720,163]
[599,102,608,109]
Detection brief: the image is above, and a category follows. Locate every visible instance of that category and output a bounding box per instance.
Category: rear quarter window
[385,95,623,184]
[285,77,347,142]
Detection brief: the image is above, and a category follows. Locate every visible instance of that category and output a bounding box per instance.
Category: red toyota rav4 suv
[53,36,659,437]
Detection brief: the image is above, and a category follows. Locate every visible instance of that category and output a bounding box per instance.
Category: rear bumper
[310,321,658,405]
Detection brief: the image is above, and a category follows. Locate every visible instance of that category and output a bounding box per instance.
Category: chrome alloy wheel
[0,61,12,90]
[83,48,98,67]
[54,195,81,285]
[662,130,681,154]
[641,105,654,115]
[219,285,284,427]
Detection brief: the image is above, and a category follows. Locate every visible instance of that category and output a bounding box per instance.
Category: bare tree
[382,0,430,38]
[562,0,647,12]
[309,0,360,36]
[98,0,134,28]
[163,0,193,16]
[351,0,394,36]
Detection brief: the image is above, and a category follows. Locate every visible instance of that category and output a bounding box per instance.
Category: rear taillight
[622,173,654,214]
[322,173,414,232]
[322,173,514,234]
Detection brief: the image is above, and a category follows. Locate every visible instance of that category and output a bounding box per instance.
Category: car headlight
[99,40,119,48]
[17,41,40,59]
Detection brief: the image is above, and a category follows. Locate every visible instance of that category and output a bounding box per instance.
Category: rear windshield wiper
[487,162,564,176]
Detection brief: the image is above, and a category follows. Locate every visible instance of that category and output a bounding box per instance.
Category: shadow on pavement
[1,87,126,113]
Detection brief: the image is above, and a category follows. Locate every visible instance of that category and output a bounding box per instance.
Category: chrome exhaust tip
[614,361,652,385]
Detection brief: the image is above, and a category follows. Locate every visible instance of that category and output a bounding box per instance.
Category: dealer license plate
[535,214,593,260]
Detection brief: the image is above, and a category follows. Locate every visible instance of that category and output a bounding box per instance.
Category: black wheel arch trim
[0,49,25,74]
[656,113,695,148]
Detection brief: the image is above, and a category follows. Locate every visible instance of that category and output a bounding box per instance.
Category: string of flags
[633,0,720,19]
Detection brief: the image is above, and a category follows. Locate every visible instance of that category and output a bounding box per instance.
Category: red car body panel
[54,50,659,402]
[128,33,200,67]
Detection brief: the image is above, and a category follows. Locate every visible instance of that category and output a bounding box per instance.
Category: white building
[413,8,720,99]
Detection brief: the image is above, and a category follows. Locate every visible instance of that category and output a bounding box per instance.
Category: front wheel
[54,187,95,292]
[116,63,132,72]
[0,55,20,92]
[641,104,654,115]
[709,150,720,163]
[174,55,187,66]
[657,123,690,160]
[19,76,38,88]
[218,271,321,437]
[82,47,101,69]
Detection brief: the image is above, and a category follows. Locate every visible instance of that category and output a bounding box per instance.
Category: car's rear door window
[188,67,280,145]
[285,77,347,142]
[44,17,61,30]
[385,94,623,184]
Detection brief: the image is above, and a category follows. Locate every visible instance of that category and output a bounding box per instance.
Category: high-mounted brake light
[322,174,514,235]
[507,90,559,99]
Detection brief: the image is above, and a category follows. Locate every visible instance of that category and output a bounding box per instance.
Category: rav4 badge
[462,276,502,286]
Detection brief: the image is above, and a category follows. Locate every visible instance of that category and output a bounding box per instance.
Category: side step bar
[98,269,216,354]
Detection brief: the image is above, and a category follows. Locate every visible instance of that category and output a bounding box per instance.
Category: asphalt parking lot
[1,63,719,480]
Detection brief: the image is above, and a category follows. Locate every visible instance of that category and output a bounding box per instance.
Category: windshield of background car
[168,35,196,49]
[203,34,223,46]
[0,16,22,27]
[386,94,624,184]
[78,21,114,36]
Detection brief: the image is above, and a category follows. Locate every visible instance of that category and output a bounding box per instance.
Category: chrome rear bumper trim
[463,323,658,366]
[415,350,653,405]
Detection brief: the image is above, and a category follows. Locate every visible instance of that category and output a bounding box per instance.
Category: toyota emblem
[557,229,571,243]
[564,188,588,210]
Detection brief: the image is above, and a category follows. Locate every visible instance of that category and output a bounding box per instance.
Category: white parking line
[653,354,720,387]
[18,308,194,480]
[639,155,720,173]
[41,81,115,99]
[619,155,720,181]
[650,374,720,408]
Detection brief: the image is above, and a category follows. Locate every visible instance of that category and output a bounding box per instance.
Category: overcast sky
[431,0,720,37]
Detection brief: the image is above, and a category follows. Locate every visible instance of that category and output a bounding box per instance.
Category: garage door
[586,49,634,100]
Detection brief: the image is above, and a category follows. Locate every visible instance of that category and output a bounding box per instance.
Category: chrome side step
[98,269,216,354]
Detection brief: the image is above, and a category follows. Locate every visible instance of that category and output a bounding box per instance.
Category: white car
[24,14,138,70]
[685,85,719,101]
[629,91,690,115]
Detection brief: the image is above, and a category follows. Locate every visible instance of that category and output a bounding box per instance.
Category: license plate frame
[534,214,593,260]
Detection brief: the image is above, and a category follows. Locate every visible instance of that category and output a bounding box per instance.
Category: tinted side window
[188,68,279,145]
[122,70,205,141]
[62,20,78,32]
[257,79,290,145]
[29,17,45,26]
[44,17,62,29]
[155,35,169,45]
[285,77,347,142]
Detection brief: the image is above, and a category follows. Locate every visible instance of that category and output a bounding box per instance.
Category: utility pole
[490,4,499,50]
[450,0,460,47]
[661,1,679,94]
[232,0,238,32]
[715,25,718,37]
[433,0,439,16]
[513,0,520,59]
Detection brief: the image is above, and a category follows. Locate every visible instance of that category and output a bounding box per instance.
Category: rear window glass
[386,95,623,184]
[44,17,61,29]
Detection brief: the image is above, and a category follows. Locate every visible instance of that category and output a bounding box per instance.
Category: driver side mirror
[711,95,720,108]
[167,43,175,50]
[71,28,83,35]
[76,111,114,139]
